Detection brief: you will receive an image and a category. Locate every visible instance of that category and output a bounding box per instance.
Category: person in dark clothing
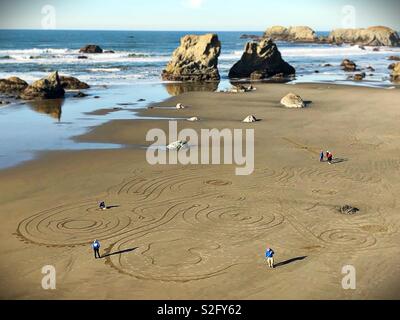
[92,240,101,259]
[320,151,324,162]
[99,201,106,210]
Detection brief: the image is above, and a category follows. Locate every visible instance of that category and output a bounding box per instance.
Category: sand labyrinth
[317,229,377,250]
[16,200,134,247]
[103,201,285,282]
[181,203,284,234]
[107,229,239,282]
[16,166,390,280]
[15,170,242,249]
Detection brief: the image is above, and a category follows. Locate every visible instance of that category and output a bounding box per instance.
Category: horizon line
[0,28,334,32]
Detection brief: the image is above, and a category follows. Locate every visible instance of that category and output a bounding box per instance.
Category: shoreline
[1,81,399,173]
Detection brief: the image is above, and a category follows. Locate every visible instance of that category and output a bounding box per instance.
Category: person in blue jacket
[266,247,275,269]
[92,240,101,259]
[320,151,324,162]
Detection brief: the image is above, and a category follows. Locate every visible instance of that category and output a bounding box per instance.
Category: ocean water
[0,30,399,170]
[1,30,399,86]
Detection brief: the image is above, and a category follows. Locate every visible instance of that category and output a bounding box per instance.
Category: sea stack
[228,38,295,79]
[162,34,221,82]
[263,26,318,42]
[20,71,65,100]
[328,26,400,47]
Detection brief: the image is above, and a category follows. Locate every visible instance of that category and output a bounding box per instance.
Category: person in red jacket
[326,151,333,164]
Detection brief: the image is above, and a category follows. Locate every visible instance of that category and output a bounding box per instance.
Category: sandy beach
[1,82,400,299]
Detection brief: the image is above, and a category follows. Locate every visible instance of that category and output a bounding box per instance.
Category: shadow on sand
[304,100,313,107]
[106,205,120,210]
[331,158,348,164]
[275,256,307,268]
[102,247,138,259]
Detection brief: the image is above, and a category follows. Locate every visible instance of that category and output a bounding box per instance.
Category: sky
[0,0,399,31]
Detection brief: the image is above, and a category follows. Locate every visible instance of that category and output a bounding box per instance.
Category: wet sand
[1,83,400,299]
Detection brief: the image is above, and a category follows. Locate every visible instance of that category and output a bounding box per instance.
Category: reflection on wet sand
[229,78,293,87]
[164,82,219,96]
[27,99,65,121]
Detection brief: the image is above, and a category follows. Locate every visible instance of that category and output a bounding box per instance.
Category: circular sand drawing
[181,204,284,234]
[318,228,377,250]
[107,229,237,282]
[17,200,133,247]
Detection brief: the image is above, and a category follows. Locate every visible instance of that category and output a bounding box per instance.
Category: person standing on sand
[99,201,106,210]
[266,247,275,269]
[320,151,324,162]
[92,240,101,259]
[327,151,333,164]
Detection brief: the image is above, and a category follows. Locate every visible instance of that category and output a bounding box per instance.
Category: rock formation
[351,72,366,81]
[280,93,305,108]
[228,84,256,93]
[20,71,65,100]
[242,115,258,123]
[167,140,188,151]
[388,56,400,61]
[328,26,400,47]
[228,39,295,79]
[74,92,89,98]
[79,45,103,53]
[264,26,318,42]
[341,59,357,72]
[176,103,186,109]
[162,34,221,82]
[240,34,262,41]
[340,205,360,215]
[0,77,28,94]
[59,76,90,90]
[391,62,400,82]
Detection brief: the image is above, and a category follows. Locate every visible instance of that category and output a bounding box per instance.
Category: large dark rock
[228,39,295,79]
[20,71,65,100]
[0,77,28,94]
[59,76,90,90]
[341,59,357,72]
[162,34,221,82]
[79,45,103,53]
